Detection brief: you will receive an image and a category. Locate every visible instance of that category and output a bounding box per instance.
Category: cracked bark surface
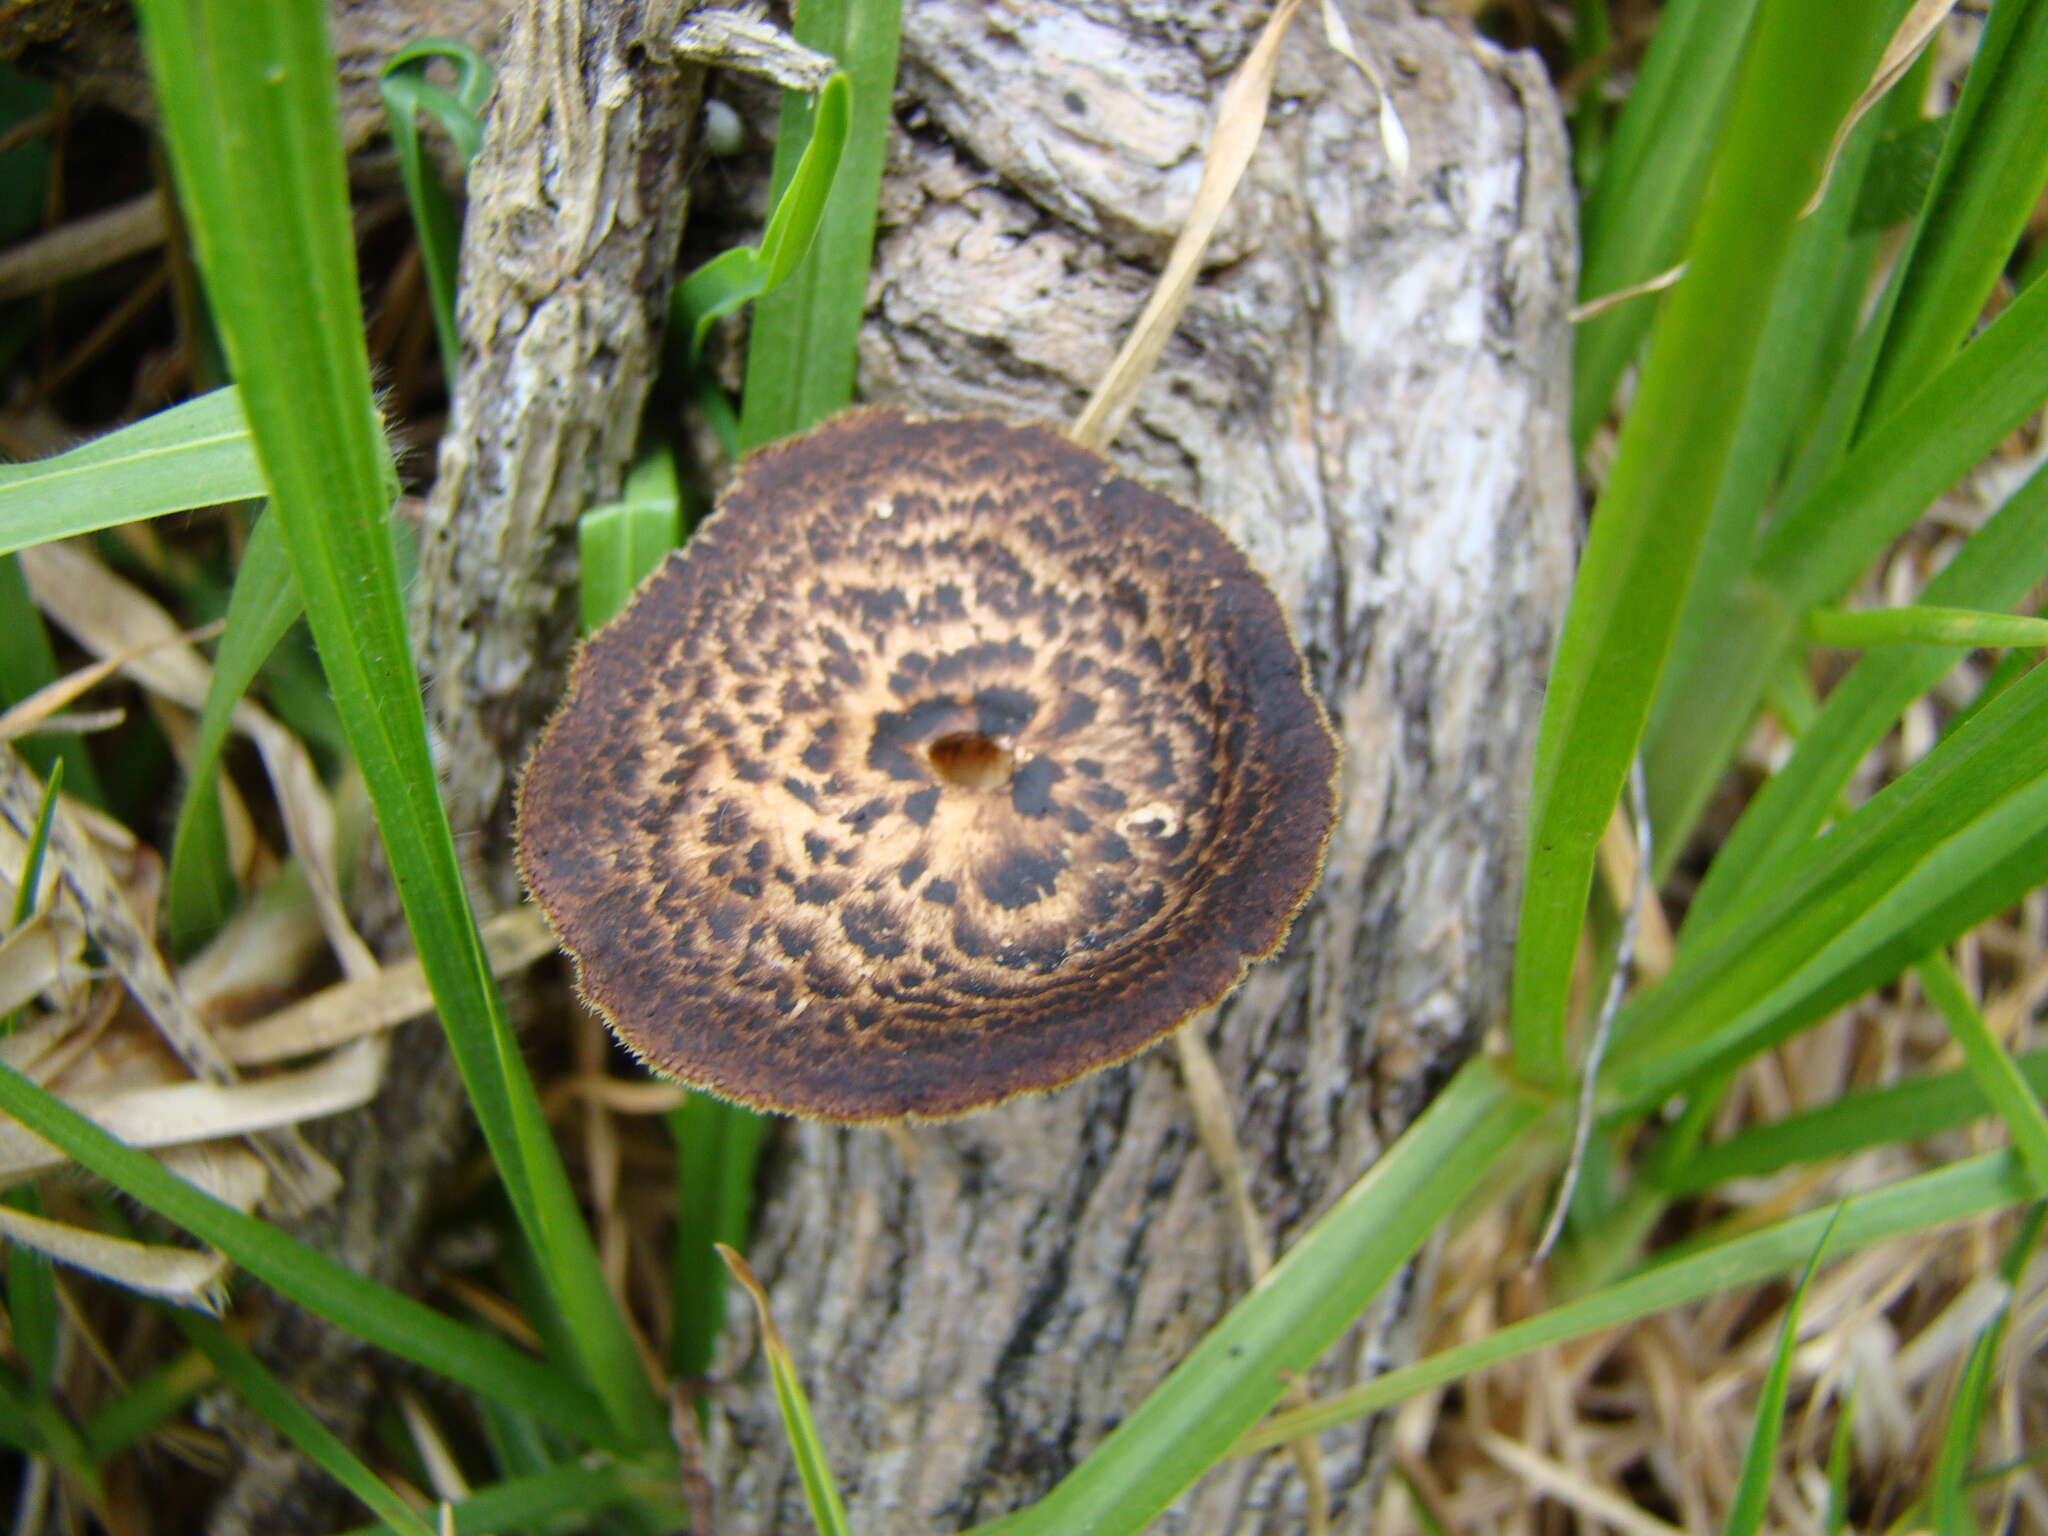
[701,2,1578,1531]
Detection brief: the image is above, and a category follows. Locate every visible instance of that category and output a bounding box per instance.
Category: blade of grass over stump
[378,37,492,393]
[1512,0,1896,1091]
[671,73,849,368]
[737,0,903,450]
[970,1059,1543,1536]
[0,1058,612,1443]
[165,505,301,949]
[0,388,262,556]
[172,1310,436,1536]
[133,0,660,1447]
[1235,1149,2036,1455]
[1687,456,2048,933]
[719,1245,852,1536]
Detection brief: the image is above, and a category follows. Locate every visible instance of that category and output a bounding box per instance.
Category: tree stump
[702,3,1578,1531]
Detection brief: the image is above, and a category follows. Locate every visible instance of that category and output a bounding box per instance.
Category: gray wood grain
[701,3,1578,1531]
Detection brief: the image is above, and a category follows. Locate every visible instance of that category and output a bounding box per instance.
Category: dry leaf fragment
[1800,0,1956,218]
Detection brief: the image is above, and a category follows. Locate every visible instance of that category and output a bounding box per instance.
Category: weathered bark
[415,0,703,862]
[703,3,1577,1531]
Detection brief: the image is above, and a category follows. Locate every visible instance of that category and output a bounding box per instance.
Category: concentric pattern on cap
[516,410,1338,1120]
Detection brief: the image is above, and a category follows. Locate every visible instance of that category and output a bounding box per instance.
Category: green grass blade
[972,1059,1543,1536]
[671,73,849,367]
[668,1092,772,1383]
[0,389,263,556]
[1687,457,2048,933]
[1234,1150,2034,1455]
[1604,660,2048,1110]
[1645,114,1888,761]
[719,1245,852,1536]
[80,1345,214,1460]
[172,1309,436,1536]
[1823,1379,1857,1536]
[737,0,903,450]
[1857,0,2048,431]
[1722,1205,1841,1536]
[135,0,660,1447]
[331,1458,652,1536]
[1570,0,1763,449]
[0,556,101,800]
[164,505,302,948]
[1513,0,1897,1089]
[1915,954,2048,1187]
[1930,1202,2045,1534]
[1645,268,2048,856]
[1659,1049,2048,1194]
[1806,604,2048,650]
[577,448,681,635]
[1758,274,2048,609]
[378,38,492,392]
[0,1056,612,1441]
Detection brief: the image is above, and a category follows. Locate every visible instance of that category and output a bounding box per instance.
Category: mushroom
[515,409,1338,1121]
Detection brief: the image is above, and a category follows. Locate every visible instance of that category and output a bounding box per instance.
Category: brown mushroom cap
[516,409,1339,1121]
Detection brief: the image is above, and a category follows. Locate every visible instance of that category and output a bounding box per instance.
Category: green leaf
[1858,0,2048,431]
[330,1457,656,1536]
[1570,0,1763,448]
[1686,456,2048,933]
[1806,604,2048,650]
[1513,0,1898,1089]
[135,0,660,1446]
[1660,1049,2048,1194]
[1930,1202,2046,1534]
[1852,113,1947,233]
[0,389,262,556]
[1605,659,2048,1111]
[1722,1205,1841,1536]
[1234,1150,2035,1455]
[80,1344,215,1461]
[1645,266,2048,859]
[1915,954,2048,1189]
[577,447,682,635]
[737,0,904,450]
[719,1245,852,1536]
[378,38,493,392]
[669,1092,772,1384]
[0,554,101,801]
[671,73,850,368]
[164,506,302,948]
